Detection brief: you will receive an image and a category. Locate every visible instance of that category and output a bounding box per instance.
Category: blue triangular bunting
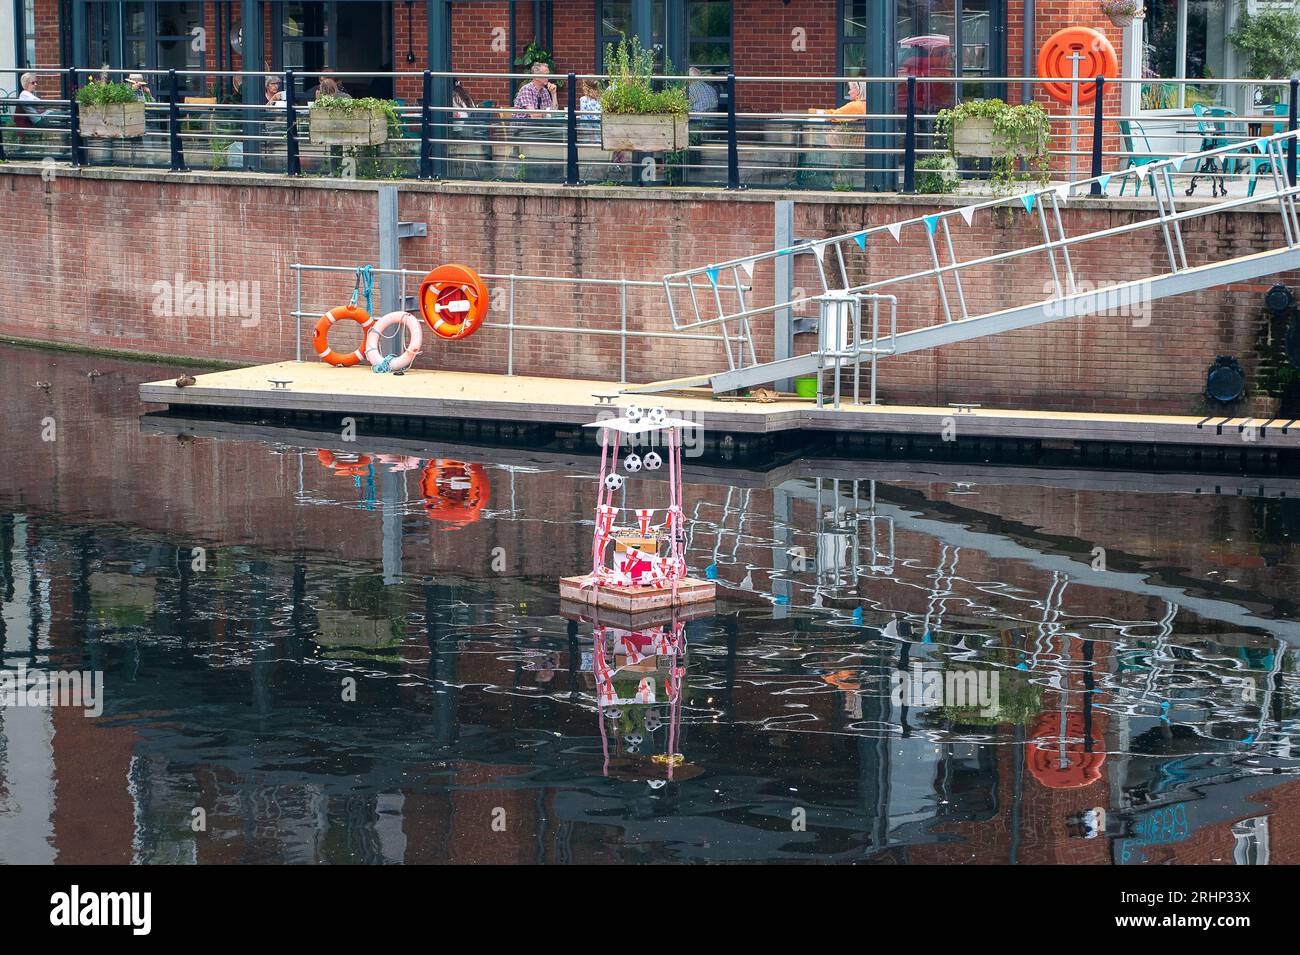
[1020,193,1036,213]
[705,267,719,286]
[853,232,867,249]
[1098,173,1112,192]
[923,214,939,234]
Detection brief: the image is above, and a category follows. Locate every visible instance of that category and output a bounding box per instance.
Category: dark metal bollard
[284,70,300,176]
[419,70,433,180]
[168,70,186,171]
[726,73,739,190]
[1090,75,1104,196]
[566,72,579,185]
[902,76,917,194]
[67,67,84,167]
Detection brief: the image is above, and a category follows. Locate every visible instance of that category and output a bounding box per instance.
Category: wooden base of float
[559,598,715,630]
[558,576,716,614]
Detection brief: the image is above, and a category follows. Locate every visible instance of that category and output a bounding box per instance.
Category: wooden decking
[139,361,1300,451]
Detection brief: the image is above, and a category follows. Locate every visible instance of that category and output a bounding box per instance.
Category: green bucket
[793,375,819,399]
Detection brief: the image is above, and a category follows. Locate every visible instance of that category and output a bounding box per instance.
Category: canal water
[1,342,1298,864]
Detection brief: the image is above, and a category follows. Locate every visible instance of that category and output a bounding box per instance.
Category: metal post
[726,73,740,190]
[419,70,433,180]
[284,69,300,176]
[1289,78,1297,187]
[66,67,83,167]
[1090,75,1104,196]
[566,71,579,185]
[168,69,186,171]
[377,186,401,353]
[902,76,916,194]
[1068,53,1082,181]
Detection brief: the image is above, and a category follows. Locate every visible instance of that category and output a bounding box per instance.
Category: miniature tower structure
[558,406,716,612]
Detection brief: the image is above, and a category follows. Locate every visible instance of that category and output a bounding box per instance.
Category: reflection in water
[0,343,1299,864]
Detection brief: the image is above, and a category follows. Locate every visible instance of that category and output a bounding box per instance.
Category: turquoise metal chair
[1239,102,1288,197]
[1118,118,1171,196]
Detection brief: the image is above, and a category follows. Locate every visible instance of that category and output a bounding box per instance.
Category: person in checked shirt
[514,62,558,115]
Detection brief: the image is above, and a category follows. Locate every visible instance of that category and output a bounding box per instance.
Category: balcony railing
[2,68,1295,195]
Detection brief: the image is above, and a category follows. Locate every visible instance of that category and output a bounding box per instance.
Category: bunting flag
[705,267,719,286]
[958,205,976,227]
[923,214,939,235]
[853,232,867,249]
[887,221,903,241]
[1098,173,1112,192]
[811,240,828,262]
[1172,156,1185,172]
[1020,192,1036,213]
[1055,182,1072,199]
[739,257,756,280]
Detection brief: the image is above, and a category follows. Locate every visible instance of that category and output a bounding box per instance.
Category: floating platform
[139,361,1300,453]
[559,576,716,614]
[559,599,717,630]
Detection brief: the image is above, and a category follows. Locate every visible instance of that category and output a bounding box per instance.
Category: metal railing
[289,262,741,383]
[3,67,1296,194]
[660,126,1300,396]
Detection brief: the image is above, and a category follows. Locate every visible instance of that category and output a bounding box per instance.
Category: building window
[21,0,37,68]
[599,0,666,68]
[1142,0,1230,110]
[281,1,330,78]
[117,1,206,95]
[687,1,731,74]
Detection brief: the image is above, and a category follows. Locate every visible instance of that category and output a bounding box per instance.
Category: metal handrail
[289,263,741,383]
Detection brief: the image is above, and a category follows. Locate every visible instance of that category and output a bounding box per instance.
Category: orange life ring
[418,264,489,341]
[314,305,376,367]
[1026,711,1106,789]
[420,459,490,529]
[1037,27,1119,105]
[317,449,373,477]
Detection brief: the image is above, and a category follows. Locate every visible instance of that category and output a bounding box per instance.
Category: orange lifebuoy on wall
[1037,27,1119,105]
[317,449,373,477]
[314,305,376,367]
[418,264,489,341]
[1026,711,1106,789]
[420,459,490,529]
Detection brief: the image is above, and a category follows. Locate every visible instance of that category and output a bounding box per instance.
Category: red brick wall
[1,168,1292,415]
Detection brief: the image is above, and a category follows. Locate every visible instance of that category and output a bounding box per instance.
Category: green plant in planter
[599,35,688,116]
[937,98,1050,194]
[75,80,137,106]
[314,95,403,133]
[1228,6,1300,81]
[916,154,959,194]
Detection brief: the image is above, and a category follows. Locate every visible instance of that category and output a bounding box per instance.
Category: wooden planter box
[952,117,1040,159]
[79,102,146,139]
[601,112,688,152]
[309,108,389,146]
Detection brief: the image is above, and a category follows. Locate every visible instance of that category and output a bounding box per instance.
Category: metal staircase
[633,130,1300,398]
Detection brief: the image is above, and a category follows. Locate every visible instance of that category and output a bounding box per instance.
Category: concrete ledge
[1,159,1269,214]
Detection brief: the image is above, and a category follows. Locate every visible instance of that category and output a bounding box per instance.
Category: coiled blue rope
[349,265,375,314]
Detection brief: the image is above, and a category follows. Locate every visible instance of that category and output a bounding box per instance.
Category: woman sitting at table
[813,81,866,121]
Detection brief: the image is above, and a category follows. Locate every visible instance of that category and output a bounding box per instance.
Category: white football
[624,403,644,423]
[648,406,667,425]
[604,473,624,491]
[624,453,642,473]
[643,452,662,470]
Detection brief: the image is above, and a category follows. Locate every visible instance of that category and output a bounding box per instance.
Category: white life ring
[365,310,423,372]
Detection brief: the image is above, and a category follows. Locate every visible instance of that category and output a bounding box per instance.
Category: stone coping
[3,159,1275,214]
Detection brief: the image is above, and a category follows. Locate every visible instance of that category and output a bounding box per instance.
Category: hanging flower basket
[1100,0,1141,29]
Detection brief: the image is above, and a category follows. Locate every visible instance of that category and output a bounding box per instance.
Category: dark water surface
[2,343,1299,864]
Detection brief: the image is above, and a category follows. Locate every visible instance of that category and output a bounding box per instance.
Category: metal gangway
[640,129,1300,399]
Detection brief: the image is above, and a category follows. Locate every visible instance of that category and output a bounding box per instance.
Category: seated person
[813,81,866,121]
[514,62,557,115]
[687,67,719,114]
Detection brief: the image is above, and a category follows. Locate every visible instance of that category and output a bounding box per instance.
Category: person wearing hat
[126,73,154,102]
